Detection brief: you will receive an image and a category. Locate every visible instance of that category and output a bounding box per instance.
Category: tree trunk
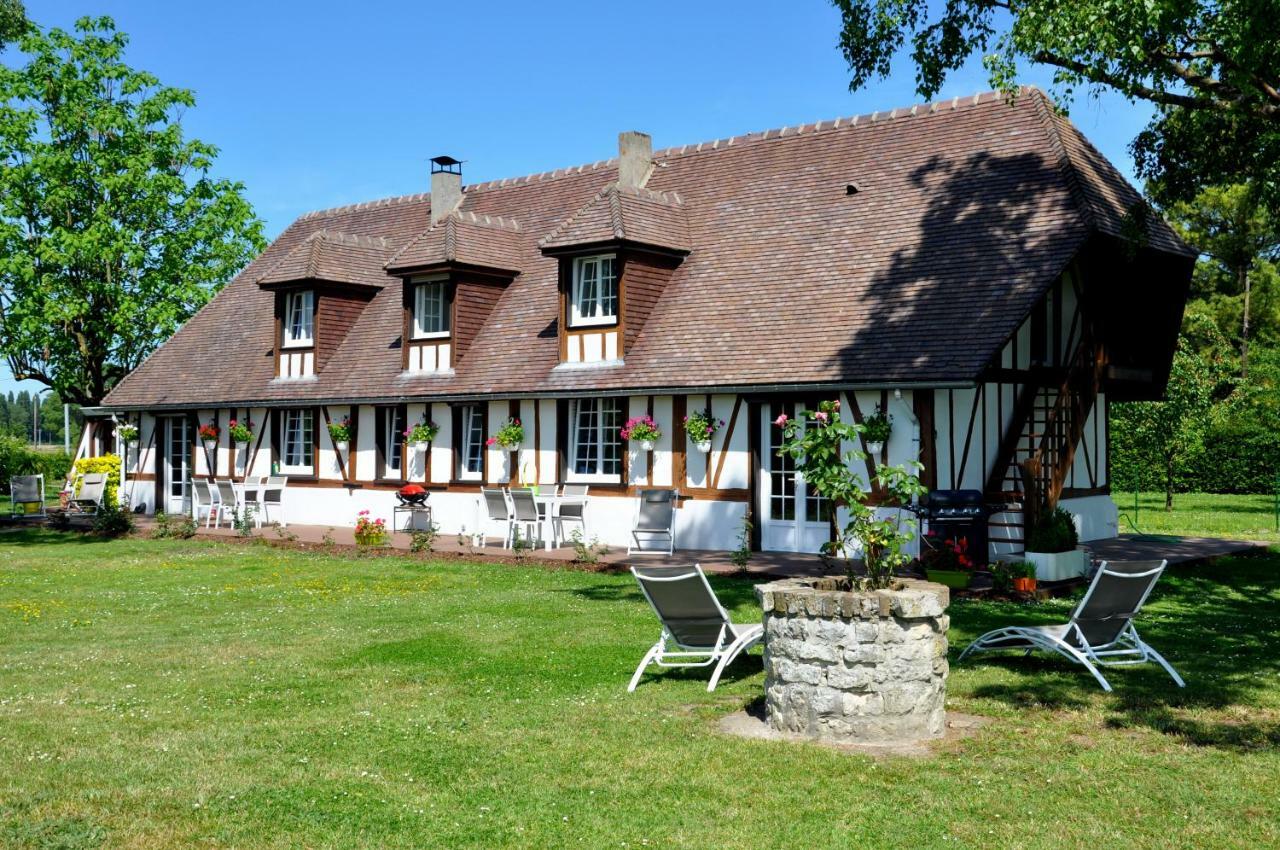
[1240,264,1252,380]
[1164,455,1175,512]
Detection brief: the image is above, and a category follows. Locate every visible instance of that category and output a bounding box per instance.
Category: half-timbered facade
[84,88,1193,558]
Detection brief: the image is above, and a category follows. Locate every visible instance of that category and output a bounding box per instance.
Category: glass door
[163,417,191,515]
[759,402,832,553]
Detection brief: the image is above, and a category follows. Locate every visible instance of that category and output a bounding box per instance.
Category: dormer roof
[539,183,691,255]
[385,210,523,277]
[255,230,396,290]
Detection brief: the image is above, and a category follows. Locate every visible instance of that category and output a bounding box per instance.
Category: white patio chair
[9,474,46,519]
[480,487,515,548]
[628,563,763,692]
[628,488,678,556]
[67,473,106,515]
[260,476,287,527]
[959,559,1185,692]
[508,487,545,548]
[212,479,239,528]
[553,483,589,546]
[190,478,217,528]
[240,476,267,528]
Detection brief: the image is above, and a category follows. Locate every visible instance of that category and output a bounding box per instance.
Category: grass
[1115,491,1280,544]
[1,530,1278,848]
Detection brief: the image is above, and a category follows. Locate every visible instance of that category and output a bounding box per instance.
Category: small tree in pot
[1024,506,1085,582]
[776,399,925,589]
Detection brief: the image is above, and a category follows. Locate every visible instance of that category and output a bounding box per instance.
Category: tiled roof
[385,211,523,275]
[255,230,396,288]
[103,88,1193,409]
[539,184,690,254]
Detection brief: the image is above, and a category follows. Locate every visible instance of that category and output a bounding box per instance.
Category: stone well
[755,576,950,745]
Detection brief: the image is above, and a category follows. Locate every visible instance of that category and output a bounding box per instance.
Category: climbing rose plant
[776,399,926,589]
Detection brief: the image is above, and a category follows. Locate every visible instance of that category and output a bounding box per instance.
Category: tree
[1110,317,1230,509]
[0,1,25,50]
[0,17,265,406]
[1165,184,1280,378]
[832,1,1280,119]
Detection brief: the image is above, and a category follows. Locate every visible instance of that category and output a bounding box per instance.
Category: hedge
[1110,418,1280,495]
[73,455,122,507]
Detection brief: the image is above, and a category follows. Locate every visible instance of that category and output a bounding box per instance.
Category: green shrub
[73,455,122,507]
[0,436,39,492]
[33,450,73,484]
[92,502,134,538]
[1025,507,1079,553]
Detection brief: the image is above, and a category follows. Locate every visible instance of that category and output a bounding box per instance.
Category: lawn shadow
[0,527,106,547]
[955,554,1280,752]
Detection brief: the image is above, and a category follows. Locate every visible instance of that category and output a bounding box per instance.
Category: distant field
[1113,491,1280,545]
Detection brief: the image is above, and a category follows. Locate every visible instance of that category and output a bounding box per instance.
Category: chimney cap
[431,155,462,174]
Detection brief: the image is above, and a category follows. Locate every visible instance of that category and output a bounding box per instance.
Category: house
[81,88,1194,557]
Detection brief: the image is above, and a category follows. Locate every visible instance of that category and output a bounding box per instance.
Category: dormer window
[283,290,314,348]
[570,254,617,327]
[411,276,451,339]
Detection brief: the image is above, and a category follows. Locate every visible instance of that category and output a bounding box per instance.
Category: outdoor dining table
[533,492,588,550]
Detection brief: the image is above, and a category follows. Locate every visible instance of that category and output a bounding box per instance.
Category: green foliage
[409,522,440,553]
[91,501,134,537]
[0,1,26,50]
[0,434,36,490]
[729,511,753,568]
[568,528,608,565]
[0,17,265,405]
[1025,507,1080,554]
[861,405,892,443]
[73,455,122,508]
[150,510,196,540]
[990,561,1015,595]
[777,399,925,588]
[32,450,72,484]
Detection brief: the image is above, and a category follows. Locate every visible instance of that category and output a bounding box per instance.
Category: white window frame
[282,290,314,349]
[569,254,618,328]
[458,405,484,482]
[382,406,406,479]
[568,398,623,482]
[280,409,314,474]
[411,276,451,340]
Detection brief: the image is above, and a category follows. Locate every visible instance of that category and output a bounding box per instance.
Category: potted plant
[919,530,974,590]
[684,408,724,453]
[117,423,139,445]
[328,417,352,453]
[1024,506,1085,582]
[1011,560,1038,594]
[621,414,661,451]
[487,417,524,453]
[405,419,438,451]
[228,418,254,451]
[353,510,388,547]
[862,405,892,455]
[198,422,219,454]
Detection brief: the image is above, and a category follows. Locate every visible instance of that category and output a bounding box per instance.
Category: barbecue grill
[396,484,429,506]
[912,490,999,568]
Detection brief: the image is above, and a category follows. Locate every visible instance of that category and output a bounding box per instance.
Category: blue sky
[4,0,1154,395]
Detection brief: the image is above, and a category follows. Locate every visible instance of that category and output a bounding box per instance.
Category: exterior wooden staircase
[985,336,1106,556]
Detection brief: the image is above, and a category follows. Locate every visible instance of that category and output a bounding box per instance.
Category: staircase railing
[1020,336,1106,511]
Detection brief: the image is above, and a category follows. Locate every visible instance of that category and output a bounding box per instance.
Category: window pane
[573,398,622,477]
[284,410,313,468]
[385,407,404,476]
[462,406,484,475]
[285,291,314,346]
[571,255,618,326]
[414,282,449,337]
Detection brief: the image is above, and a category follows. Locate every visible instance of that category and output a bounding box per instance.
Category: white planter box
[1025,549,1088,582]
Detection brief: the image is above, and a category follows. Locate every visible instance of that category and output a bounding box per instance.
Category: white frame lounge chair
[628,564,763,692]
[212,479,239,528]
[628,488,678,556]
[190,478,217,527]
[261,476,287,527]
[507,487,545,548]
[552,483,589,547]
[9,474,46,519]
[959,559,1185,692]
[67,473,106,515]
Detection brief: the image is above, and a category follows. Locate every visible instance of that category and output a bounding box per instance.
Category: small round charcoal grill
[396,484,428,507]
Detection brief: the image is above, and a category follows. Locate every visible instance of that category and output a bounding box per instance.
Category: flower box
[865,440,884,456]
[694,439,712,453]
[1024,549,1088,582]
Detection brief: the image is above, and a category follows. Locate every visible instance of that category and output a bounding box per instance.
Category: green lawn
[1115,491,1280,544]
[1,531,1277,848]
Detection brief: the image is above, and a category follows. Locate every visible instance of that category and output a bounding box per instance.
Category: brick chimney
[430,155,463,225]
[617,131,652,189]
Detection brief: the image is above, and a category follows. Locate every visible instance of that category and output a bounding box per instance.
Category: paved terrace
[130,518,1267,578]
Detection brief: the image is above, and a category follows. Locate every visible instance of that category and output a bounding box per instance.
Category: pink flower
[814,410,829,423]
[773,414,788,427]
[485,437,497,447]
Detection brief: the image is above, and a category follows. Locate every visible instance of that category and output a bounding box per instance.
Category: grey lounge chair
[959,559,1185,692]
[480,487,514,548]
[68,473,106,515]
[9,474,45,518]
[628,563,763,692]
[628,488,678,555]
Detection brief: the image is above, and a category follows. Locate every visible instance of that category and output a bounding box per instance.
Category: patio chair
[480,487,515,548]
[260,476,287,527]
[508,487,545,548]
[9,474,46,519]
[628,489,678,556]
[959,559,1185,692]
[553,483,589,547]
[628,564,763,692]
[240,476,267,529]
[212,479,239,528]
[191,478,217,527]
[67,473,106,515]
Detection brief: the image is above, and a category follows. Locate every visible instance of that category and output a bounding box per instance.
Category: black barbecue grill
[911,490,1000,568]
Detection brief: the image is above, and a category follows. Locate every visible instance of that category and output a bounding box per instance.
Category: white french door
[759,401,832,553]
[163,417,191,515]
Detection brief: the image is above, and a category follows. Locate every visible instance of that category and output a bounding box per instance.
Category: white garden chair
[67,473,106,515]
[480,487,515,548]
[629,563,763,692]
[959,559,1185,692]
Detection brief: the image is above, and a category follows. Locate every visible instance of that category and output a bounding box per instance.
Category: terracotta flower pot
[1013,576,1037,593]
